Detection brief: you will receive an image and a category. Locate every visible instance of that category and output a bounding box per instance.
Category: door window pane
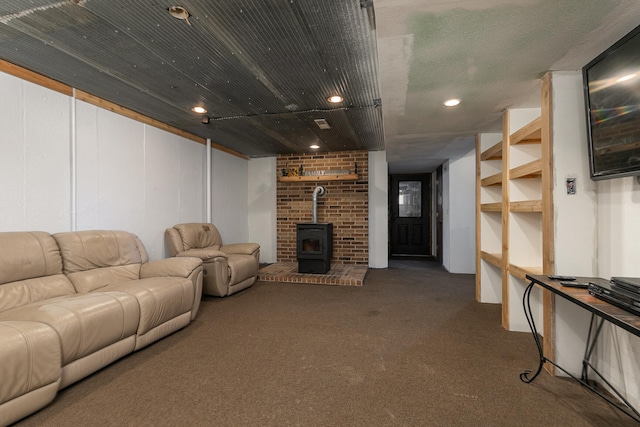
[398,181,422,217]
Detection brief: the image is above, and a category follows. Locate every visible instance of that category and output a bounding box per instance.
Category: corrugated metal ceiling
[0,0,383,156]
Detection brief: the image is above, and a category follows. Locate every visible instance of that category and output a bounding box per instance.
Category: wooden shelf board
[509,264,543,281]
[481,172,502,187]
[481,202,502,212]
[481,141,503,161]
[279,174,358,182]
[480,251,502,269]
[511,116,542,145]
[510,159,542,179]
[510,200,542,212]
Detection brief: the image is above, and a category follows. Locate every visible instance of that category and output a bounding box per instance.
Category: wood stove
[296,223,333,274]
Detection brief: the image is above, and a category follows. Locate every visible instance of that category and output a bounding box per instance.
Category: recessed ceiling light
[192,106,207,114]
[328,95,343,103]
[310,144,320,149]
[443,99,461,107]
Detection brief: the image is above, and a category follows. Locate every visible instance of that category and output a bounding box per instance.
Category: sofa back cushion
[53,230,144,292]
[0,231,76,313]
[169,223,223,255]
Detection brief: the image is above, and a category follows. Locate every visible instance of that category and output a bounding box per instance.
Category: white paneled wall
[74,100,209,261]
[0,70,245,261]
[368,150,389,269]
[596,176,640,409]
[443,150,476,274]
[142,126,205,258]
[0,72,71,232]
[178,137,207,224]
[211,148,249,244]
[76,102,146,233]
[248,157,277,263]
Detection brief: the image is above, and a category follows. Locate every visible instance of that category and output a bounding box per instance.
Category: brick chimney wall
[276,151,369,265]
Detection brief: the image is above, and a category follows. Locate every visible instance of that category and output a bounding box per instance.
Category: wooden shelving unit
[476,74,554,362]
[278,173,358,182]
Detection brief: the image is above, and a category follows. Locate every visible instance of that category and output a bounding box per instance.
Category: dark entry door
[390,174,431,256]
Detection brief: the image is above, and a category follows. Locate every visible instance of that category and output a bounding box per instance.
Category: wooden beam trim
[0,59,73,96]
[501,110,511,330]
[541,72,556,376]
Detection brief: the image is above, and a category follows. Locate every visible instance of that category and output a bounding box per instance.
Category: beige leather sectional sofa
[0,230,204,426]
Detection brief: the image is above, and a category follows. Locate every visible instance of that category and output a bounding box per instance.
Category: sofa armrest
[220,243,260,256]
[175,248,227,262]
[140,257,202,279]
[164,227,183,257]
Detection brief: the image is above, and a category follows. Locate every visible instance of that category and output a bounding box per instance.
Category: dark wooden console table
[523,274,640,422]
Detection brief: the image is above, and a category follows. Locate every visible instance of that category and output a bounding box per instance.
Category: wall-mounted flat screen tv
[583,24,640,180]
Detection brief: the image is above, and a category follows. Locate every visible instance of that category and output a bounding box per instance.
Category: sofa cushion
[53,230,144,292]
[66,265,141,293]
[0,321,61,406]
[174,223,223,251]
[0,275,76,314]
[54,230,143,275]
[0,292,140,365]
[101,277,194,335]
[0,232,63,284]
[0,232,76,313]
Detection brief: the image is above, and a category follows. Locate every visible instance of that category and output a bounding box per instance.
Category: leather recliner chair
[165,223,260,297]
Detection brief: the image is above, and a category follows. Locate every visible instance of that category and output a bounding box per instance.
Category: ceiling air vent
[314,119,331,130]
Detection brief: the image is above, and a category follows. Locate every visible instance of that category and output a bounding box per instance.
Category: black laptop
[611,277,640,295]
[588,280,640,316]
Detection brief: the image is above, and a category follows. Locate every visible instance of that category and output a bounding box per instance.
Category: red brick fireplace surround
[276,151,368,265]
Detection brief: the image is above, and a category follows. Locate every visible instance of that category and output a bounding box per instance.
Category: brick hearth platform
[258,262,368,286]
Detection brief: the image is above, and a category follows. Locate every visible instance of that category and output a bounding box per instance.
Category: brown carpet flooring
[14,265,637,426]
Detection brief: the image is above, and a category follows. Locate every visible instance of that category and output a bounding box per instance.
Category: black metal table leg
[581,314,604,385]
[520,280,546,383]
[520,279,640,422]
[580,314,640,421]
